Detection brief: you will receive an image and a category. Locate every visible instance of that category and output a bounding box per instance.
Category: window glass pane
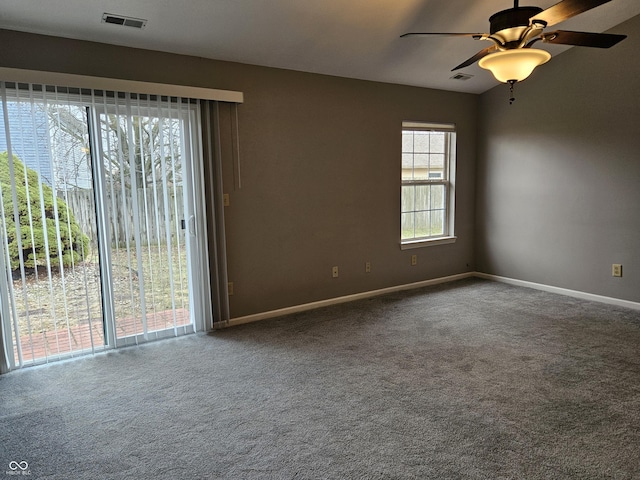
[98,103,192,339]
[402,152,414,181]
[431,209,445,236]
[430,133,445,153]
[0,91,102,364]
[431,184,445,210]
[412,154,430,180]
[415,185,430,211]
[402,132,413,152]
[429,153,445,170]
[413,153,430,168]
[401,212,415,240]
[415,211,429,238]
[401,185,414,213]
[401,153,413,170]
[413,131,430,153]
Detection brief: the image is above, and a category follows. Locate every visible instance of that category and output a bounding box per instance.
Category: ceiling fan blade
[542,30,627,48]
[531,0,612,27]
[452,45,499,71]
[400,32,486,39]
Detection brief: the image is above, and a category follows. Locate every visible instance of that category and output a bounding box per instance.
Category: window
[401,122,456,246]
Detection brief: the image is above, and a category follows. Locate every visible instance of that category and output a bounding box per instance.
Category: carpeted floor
[1,278,639,479]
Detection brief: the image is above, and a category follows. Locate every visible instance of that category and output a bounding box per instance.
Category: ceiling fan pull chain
[508,80,516,105]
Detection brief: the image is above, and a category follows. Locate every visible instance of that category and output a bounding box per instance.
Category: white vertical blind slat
[51,88,75,357]
[129,96,150,341]
[170,99,187,328]
[89,92,116,348]
[157,100,178,334]
[0,83,23,368]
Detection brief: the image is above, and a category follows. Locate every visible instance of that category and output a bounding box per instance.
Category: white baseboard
[475,272,640,311]
[226,272,475,327]
[225,271,640,328]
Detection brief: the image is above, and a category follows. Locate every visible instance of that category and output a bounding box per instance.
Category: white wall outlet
[365,262,371,273]
[411,254,418,266]
[227,282,234,295]
[612,264,622,277]
[332,266,339,278]
[223,193,230,207]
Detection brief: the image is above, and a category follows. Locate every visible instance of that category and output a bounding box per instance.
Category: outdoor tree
[0,152,89,272]
[47,104,183,192]
[45,104,185,248]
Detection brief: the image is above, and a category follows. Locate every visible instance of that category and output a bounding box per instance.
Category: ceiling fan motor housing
[489,6,544,46]
[489,6,543,33]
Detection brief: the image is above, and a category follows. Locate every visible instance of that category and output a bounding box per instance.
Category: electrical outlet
[411,255,418,266]
[365,262,371,273]
[223,193,230,207]
[332,266,339,278]
[227,282,234,295]
[612,264,622,277]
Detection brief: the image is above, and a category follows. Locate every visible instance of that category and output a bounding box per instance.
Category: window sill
[400,236,457,250]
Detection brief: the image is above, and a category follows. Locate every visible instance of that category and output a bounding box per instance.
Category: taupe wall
[0,29,477,318]
[476,15,640,302]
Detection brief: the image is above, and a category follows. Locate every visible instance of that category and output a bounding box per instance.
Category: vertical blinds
[0,81,222,372]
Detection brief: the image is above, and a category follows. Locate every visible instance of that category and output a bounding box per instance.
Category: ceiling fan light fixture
[478,48,551,83]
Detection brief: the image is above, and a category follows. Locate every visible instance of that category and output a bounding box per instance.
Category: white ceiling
[1,0,638,94]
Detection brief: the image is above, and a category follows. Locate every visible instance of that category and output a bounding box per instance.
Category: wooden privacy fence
[62,186,185,247]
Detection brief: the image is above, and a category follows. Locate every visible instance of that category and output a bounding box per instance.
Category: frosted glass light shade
[479,49,551,83]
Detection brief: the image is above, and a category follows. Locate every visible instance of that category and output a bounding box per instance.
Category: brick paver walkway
[13,308,190,363]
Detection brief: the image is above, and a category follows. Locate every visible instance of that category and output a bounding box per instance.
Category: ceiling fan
[401,0,627,100]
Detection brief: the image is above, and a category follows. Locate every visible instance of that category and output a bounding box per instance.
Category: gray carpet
[1,278,639,479]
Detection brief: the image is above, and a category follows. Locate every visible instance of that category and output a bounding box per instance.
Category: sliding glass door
[0,89,104,363]
[92,95,197,346]
[0,83,208,368]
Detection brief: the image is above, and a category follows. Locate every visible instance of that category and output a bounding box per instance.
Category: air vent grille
[102,13,147,29]
[450,73,473,81]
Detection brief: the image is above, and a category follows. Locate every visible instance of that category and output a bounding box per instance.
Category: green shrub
[0,152,90,272]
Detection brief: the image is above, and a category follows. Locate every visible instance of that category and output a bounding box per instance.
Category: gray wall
[0,29,478,318]
[476,14,640,302]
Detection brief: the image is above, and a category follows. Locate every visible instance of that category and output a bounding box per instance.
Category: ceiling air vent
[450,73,473,81]
[102,13,147,29]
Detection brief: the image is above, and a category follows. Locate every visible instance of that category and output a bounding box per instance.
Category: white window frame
[400,121,456,249]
